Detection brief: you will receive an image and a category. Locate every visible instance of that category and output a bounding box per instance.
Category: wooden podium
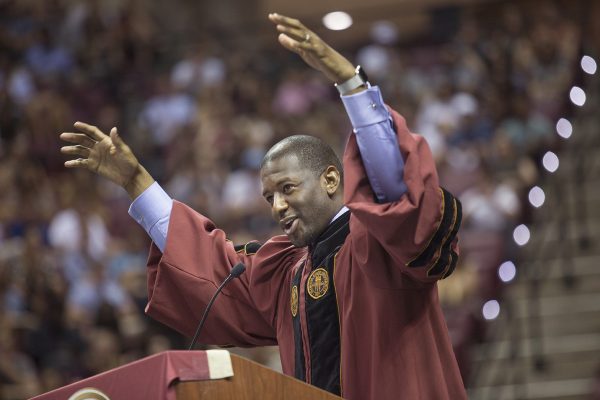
[31,350,342,400]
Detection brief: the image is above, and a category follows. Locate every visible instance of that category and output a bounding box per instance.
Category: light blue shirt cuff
[128,182,172,252]
[341,85,390,130]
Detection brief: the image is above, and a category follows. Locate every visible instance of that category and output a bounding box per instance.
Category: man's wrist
[124,165,155,200]
[335,65,369,96]
[334,65,357,83]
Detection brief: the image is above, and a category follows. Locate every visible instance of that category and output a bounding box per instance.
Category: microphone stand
[188,263,246,350]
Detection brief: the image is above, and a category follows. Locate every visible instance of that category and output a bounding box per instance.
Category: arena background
[0,0,598,398]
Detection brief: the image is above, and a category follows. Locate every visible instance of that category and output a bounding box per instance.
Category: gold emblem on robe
[307,268,329,300]
[291,285,299,317]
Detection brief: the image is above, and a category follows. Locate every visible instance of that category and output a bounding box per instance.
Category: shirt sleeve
[128,182,173,252]
[341,86,407,202]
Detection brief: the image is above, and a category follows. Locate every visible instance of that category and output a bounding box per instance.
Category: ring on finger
[304,33,310,42]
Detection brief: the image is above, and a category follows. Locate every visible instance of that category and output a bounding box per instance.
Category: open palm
[60,122,139,188]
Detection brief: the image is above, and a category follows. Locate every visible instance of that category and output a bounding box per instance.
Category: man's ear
[321,166,341,196]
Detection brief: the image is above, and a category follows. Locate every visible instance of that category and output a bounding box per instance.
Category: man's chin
[286,231,308,248]
[288,236,308,248]
[287,230,317,248]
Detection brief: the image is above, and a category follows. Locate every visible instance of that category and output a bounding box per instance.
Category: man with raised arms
[60,13,466,400]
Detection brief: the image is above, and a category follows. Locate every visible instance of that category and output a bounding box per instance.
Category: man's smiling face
[261,154,339,247]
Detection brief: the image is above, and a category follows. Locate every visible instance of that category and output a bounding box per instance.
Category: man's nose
[273,193,288,216]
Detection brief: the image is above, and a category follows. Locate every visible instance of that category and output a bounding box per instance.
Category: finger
[61,145,91,158]
[268,13,303,29]
[278,33,312,53]
[73,121,107,142]
[64,158,90,169]
[60,132,97,148]
[109,127,125,149]
[276,24,310,43]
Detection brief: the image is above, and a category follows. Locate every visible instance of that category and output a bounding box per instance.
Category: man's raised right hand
[60,122,155,199]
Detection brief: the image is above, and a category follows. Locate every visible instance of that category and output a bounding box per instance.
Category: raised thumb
[110,127,124,148]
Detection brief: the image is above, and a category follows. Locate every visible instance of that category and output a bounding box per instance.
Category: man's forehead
[260,153,302,177]
[260,155,311,189]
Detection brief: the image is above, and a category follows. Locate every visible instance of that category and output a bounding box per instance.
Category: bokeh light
[371,21,399,44]
[483,300,501,320]
[513,224,530,246]
[528,186,546,208]
[581,55,597,75]
[498,261,517,283]
[556,118,572,139]
[569,86,586,106]
[542,151,559,173]
[323,11,353,31]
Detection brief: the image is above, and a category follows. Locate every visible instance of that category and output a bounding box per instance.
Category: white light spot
[556,118,572,139]
[513,224,530,246]
[542,151,559,173]
[581,55,597,75]
[528,186,546,208]
[498,261,517,283]
[570,86,586,106]
[323,11,353,31]
[483,300,500,320]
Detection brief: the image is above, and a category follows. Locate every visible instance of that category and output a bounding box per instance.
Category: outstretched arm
[268,14,406,202]
[270,14,460,282]
[60,122,171,251]
[60,124,284,345]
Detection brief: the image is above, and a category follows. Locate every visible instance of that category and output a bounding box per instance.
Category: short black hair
[261,135,343,180]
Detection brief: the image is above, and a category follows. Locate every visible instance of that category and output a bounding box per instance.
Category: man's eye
[265,195,274,204]
[283,184,293,193]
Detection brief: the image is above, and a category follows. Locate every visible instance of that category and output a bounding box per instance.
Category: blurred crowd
[0,0,586,398]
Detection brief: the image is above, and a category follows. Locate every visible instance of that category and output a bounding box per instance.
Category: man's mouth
[280,216,299,236]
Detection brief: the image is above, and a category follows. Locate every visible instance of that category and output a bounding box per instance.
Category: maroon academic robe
[145,107,467,399]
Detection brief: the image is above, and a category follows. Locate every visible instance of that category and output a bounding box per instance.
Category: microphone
[188,262,246,350]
